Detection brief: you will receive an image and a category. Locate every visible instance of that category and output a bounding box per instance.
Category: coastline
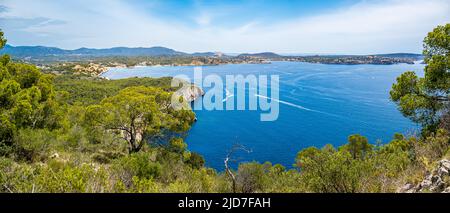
[100,66,205,103]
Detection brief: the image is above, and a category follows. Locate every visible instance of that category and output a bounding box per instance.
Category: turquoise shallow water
[103,61,424,170]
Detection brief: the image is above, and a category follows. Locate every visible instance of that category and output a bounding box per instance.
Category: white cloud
[194,13,212,26]
[1,0,449,54]
[261,0,450,54]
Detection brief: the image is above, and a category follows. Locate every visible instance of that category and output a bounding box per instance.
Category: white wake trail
[255,94,312,111]
[255,94,342,118]
[222,88,234,103]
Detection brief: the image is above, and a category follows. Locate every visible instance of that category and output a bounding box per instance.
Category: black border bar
[1,193,449,211]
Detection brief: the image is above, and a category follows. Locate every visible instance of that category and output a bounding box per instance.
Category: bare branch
[224,143,252,193]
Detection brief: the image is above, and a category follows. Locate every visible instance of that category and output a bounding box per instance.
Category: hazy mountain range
[0,45,188,57]
[0,44,423,59]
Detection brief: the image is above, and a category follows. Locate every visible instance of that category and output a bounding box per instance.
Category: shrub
[185,152,205,169]
[114,152,162,180]
[298,145,373,193]
[413,129,449,167]
[236,162,266,193]
[13,128,54,162]
[169,138,187,154]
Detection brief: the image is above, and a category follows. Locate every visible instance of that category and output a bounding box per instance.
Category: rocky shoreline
[176,84,205,103]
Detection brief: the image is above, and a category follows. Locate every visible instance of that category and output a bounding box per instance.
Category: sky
[0,0,449,54]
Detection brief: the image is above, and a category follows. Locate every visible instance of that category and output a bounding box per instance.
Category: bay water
[103,61,424,170]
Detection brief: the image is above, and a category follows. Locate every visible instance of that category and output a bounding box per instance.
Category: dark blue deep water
[103,61,424,170]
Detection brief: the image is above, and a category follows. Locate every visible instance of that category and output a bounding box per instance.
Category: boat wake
[255,94,312,111]
[222,89,235,102]
[221,90,343,119]
[255,94,342,118]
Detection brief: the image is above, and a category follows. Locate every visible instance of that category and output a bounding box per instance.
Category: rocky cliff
[176,84,205,102]
[398,159,450,193]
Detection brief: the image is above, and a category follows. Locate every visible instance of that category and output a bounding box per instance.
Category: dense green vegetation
[390,24,450,135]
[54,75,175,105]
[0,24,449,193]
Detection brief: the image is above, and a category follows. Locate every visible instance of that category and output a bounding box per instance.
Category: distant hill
[190,52,227,57]
[71,46,187,56]
[237,52,282,58]
[0,45,424,63]
[191,52,214,57]
[0,45,187,58]
[0,45,69,57]
[374,53,423,59]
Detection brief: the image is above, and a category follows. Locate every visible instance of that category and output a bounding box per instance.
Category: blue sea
[103,61,424,170]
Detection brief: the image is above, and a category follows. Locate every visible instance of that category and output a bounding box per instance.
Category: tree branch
[224,143,252,193]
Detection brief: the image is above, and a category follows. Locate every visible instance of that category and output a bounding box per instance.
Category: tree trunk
[224,156,237,193]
